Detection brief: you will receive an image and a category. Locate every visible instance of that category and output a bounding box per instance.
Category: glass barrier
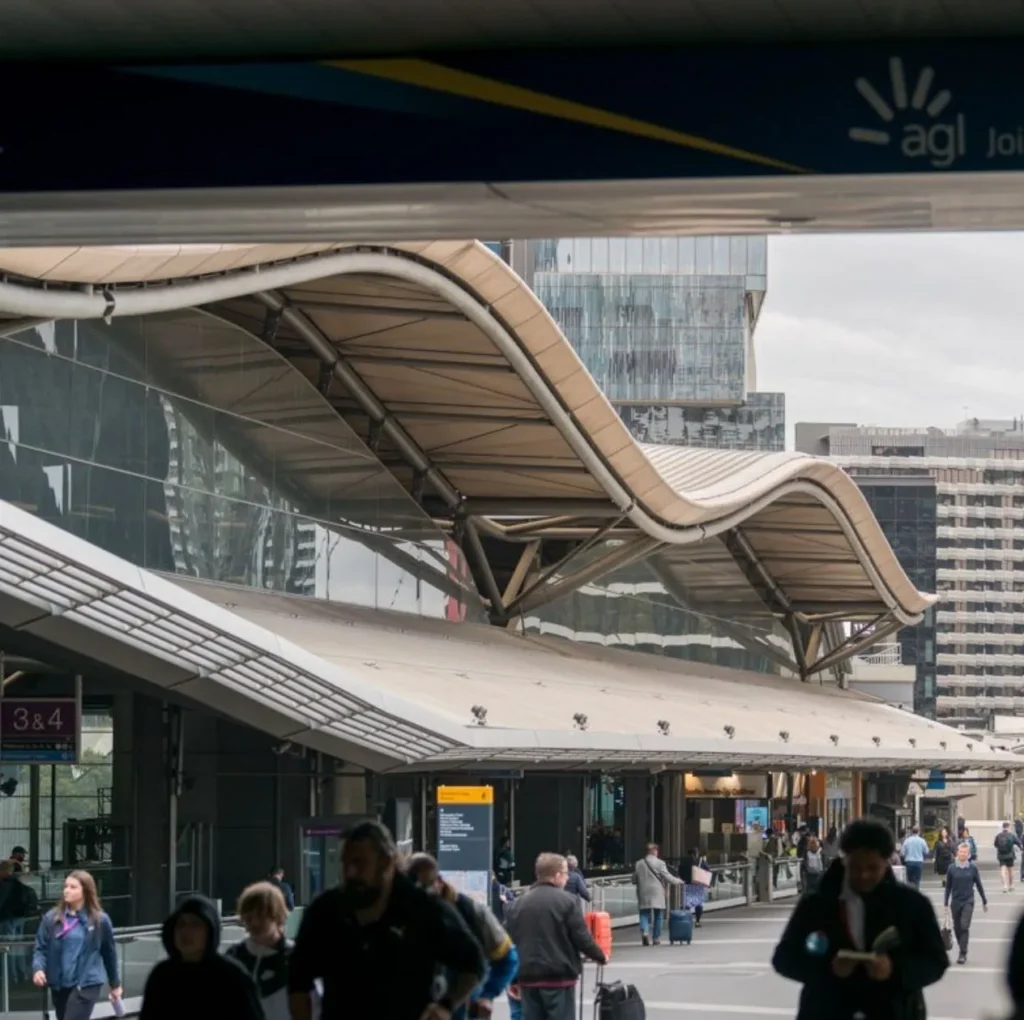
[773,856,801,896]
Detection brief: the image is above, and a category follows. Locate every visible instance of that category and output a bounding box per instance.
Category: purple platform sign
[0,698,79,763]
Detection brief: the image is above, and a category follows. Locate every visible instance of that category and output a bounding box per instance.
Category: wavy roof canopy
[0,240,936,676]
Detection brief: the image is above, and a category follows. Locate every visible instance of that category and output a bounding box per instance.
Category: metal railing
[587,861,756,925]
[855,643,903,666]
[0,914,245,1018]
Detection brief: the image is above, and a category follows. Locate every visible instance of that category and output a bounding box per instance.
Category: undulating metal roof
[0,240,935,678]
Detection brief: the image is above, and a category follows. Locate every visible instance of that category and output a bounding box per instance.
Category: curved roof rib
[0,241,936,675]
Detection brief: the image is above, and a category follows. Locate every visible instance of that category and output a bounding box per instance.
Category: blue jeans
[905,862,923,888]
[639,907,664,940]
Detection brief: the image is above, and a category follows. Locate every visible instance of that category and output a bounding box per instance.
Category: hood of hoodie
[161,894,221,959]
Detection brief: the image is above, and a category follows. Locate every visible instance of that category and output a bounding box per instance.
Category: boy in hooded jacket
[139,894,264,1020]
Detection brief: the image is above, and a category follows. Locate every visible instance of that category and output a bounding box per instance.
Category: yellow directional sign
[437,785,494,805]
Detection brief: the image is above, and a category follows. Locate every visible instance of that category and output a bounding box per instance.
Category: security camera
[657,720,670,736]
[779,730,790,743]
[573,713,589,731]
[872,736,881,746]
[471,705,488,726]
[723,725,735,739]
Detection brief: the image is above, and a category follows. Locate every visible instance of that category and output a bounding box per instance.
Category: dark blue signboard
[436,786,493,904]
[0,45,1020,193]
[0,698,79,764]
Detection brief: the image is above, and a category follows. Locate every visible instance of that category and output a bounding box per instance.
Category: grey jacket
[633,854,682,910]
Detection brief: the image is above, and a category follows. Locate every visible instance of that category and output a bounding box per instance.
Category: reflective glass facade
[0,314,484,621]
[529,236,767,405]
[620,392,786,452]
[842,478,937,718]
[521,557,789,675]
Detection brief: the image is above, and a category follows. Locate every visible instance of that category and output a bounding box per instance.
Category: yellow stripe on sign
[437,784,494,804]
[329,58,808,173]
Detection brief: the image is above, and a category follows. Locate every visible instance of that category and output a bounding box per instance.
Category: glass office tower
[505,237,790,674]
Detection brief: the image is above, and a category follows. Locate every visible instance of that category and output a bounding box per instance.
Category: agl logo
[848,57,964,168]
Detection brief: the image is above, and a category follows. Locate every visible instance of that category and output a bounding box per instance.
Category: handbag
[691,866,712,888]
[940,924,953,952]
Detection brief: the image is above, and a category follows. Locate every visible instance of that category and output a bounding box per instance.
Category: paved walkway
[497,854,1019,1020]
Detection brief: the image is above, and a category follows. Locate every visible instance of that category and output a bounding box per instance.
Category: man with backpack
[406,853,518,1019]
[996,822,1023,893]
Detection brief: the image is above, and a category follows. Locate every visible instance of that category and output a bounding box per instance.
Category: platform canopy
[0,240,937,678]
[0,0,1015,61]
[0,498,1010,772]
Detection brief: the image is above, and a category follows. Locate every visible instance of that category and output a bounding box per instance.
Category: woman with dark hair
[32,870,121,1020]
[933,827,955,878]
[679,847,710,927]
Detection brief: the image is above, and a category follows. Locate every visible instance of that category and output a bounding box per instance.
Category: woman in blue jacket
[32,870,122,1020]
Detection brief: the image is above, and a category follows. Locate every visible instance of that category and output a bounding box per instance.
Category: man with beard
[288,821,485,1020]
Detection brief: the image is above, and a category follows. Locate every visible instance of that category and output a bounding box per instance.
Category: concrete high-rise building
[796,419,1024,731]
[511,236,785,452]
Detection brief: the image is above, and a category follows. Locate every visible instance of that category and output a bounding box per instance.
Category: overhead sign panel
[0,45,1018,192]
[0,698,80,764]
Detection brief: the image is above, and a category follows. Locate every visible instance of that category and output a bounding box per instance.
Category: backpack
[998,832,1015,856]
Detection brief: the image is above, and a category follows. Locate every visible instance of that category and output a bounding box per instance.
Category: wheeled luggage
[668,907,693,945]
[591,965,646,1020]
[585,910,614,962]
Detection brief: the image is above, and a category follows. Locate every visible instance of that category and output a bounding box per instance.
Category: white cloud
[756,233,1024,445]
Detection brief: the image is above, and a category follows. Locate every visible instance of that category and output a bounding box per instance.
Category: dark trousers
[521,985,576,1020]
[905,862,923,888]
[51,986,102,1020]
[951,900,975,954]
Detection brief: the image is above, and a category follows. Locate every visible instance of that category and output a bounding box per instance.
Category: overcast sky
[755,233,1024,448]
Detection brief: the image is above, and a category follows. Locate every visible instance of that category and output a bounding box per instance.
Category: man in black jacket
[772,818,948,1020]
[505,852,606,1020]
[289,820,485,1020]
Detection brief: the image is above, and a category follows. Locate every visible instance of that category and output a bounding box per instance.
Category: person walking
[933,827,955,880]
[772,818,948,1020]
[406,852,518,1020]
[900,826,930,889]
[288,820,485,1020]
[31,870,122,1020]
[821,826,841,866]
[959,826,978,862]
[632,842,682,946]
[679,847,711,927]
[505,853,606,1020]
[139,894,264,1020]
[267,865,295,911]
[944,840,988,964]
[997,822,1023,893]
[563,856,591,911]
[225,882,292,1020]
[800,836,826,895]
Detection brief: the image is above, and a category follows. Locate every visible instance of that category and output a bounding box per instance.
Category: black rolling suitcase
[584,964,646,1020]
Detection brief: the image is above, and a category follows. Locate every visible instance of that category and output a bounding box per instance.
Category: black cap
[11,847,25,856]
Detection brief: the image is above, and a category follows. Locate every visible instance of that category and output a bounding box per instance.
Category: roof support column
[460,519,507,625]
